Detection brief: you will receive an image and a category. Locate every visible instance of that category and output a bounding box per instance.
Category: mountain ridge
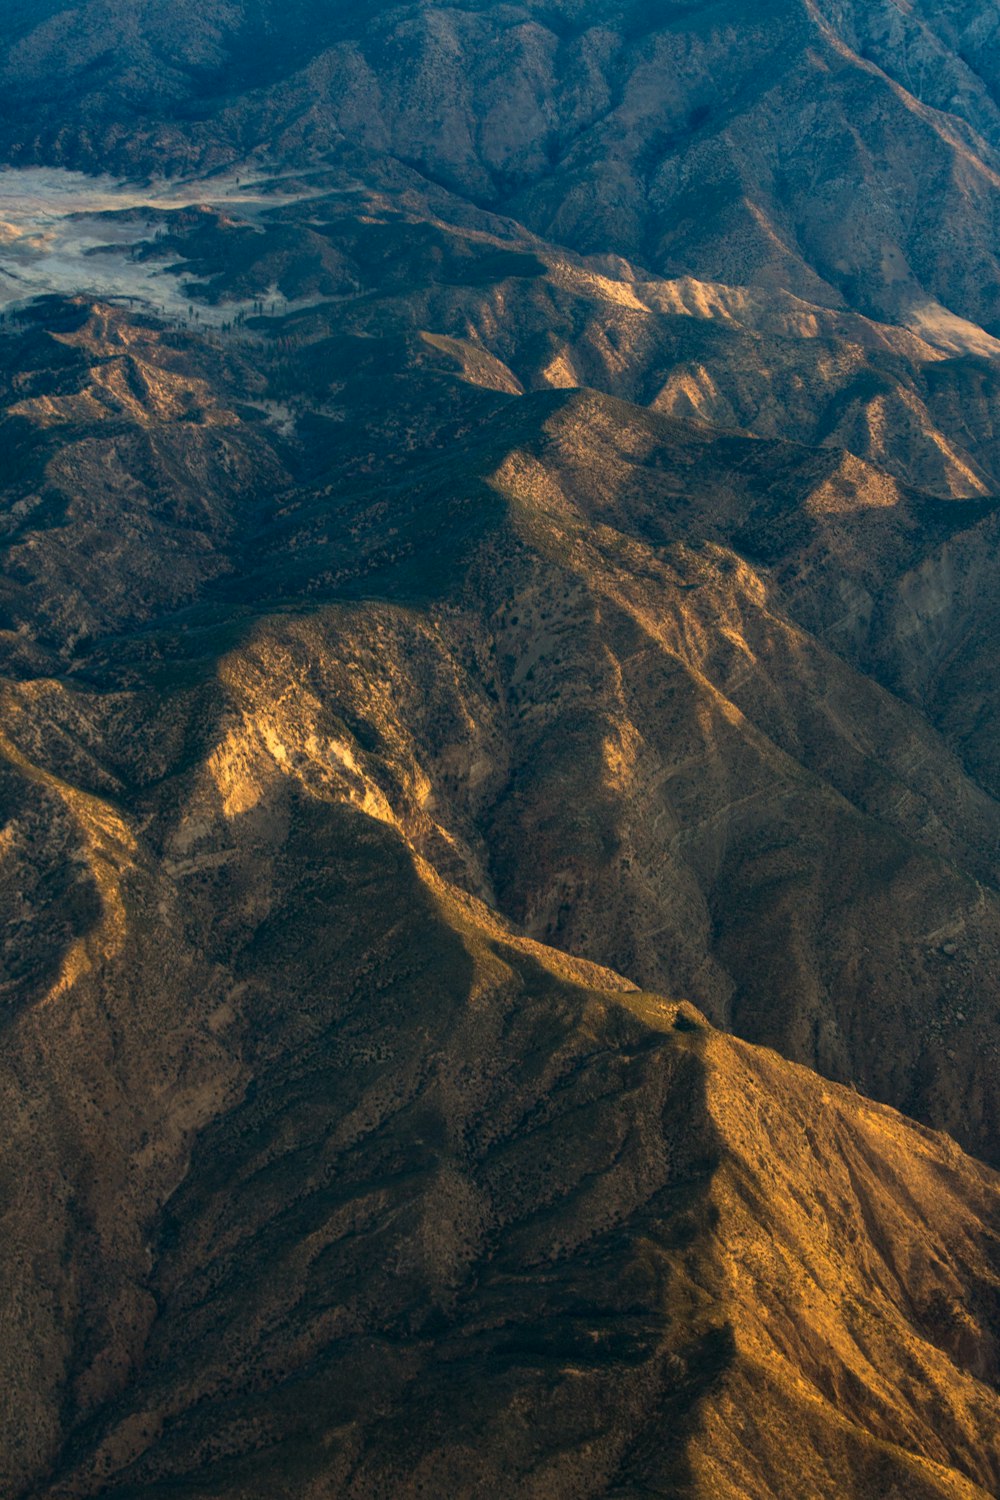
[3,2,1000,1493]
[7,0,1000,338]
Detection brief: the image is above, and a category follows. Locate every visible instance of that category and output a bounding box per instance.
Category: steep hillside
[5,0,1000,338]
[3,300,999,1161]
[2,738,999,1499]
[3,2,1000,1494]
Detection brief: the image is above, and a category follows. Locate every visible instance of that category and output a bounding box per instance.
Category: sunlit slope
[1,0,1000,1491]
[0,262,998,1498]
[1,755,998,1498]
[95,187,1000,497]
[2,302,999,1167]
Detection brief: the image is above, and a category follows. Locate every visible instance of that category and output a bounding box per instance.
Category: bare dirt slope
[3,2,1000,1491]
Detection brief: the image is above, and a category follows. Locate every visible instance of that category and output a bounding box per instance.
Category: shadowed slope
[0,168,997,1496]
[2,1,1000,1493]
[6,0,1000,340]
[2,302,1000,1162]
[2,777,998,1498]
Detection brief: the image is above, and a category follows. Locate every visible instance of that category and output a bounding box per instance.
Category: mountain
[6,0,1000,340]
[2,1,1000,1496]
[6,859,1000,1499]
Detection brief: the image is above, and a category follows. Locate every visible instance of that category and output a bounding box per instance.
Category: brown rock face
[0,293,999,1497]
[3,785,1000,1500]
[2,2,1000,1494]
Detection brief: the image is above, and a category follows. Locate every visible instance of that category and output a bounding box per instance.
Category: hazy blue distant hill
[5,0,1000,333]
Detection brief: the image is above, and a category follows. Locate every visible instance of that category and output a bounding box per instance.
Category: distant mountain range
[2,3,1000,1496]
[7,0,1000,339]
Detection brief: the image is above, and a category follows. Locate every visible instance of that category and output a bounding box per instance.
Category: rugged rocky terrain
[7,0,1000,338]
[3,1,1000,1495]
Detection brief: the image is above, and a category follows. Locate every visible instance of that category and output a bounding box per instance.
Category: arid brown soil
[3,3,1000,1494]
